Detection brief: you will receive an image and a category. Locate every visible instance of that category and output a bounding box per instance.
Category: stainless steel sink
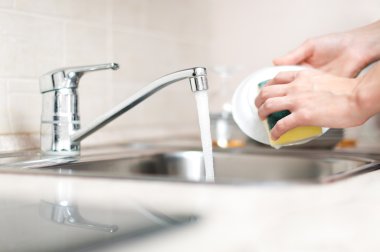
[28,149,379,184]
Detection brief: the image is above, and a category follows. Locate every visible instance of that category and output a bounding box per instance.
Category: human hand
[254,69,366,140]
[273,21,380,77]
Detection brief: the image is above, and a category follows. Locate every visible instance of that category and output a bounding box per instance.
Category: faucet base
[41,122,80,156]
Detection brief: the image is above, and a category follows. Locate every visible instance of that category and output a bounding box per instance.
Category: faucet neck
[71,67,208,143]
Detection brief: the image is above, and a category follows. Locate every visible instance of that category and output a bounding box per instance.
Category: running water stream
[194,91,215,182]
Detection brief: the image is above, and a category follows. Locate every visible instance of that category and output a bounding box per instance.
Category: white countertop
[1,164,380,252]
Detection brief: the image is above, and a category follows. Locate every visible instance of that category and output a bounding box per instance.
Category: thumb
[273,40,313,66]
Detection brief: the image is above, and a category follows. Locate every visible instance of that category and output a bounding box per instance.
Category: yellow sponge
[265,121,322,149]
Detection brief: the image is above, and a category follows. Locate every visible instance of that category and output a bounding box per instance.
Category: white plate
[232,65,329,146]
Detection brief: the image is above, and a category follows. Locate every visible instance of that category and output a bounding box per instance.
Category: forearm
[349,20,380,66]
[354,63,380,121]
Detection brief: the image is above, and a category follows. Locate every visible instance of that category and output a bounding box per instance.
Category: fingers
[255,84,289,108]
[258,97,300,140]
[273,40,314,66]
[265,71,300,86]
[257,96,293,120]
[255,71,303,108]
[270,113,301,140]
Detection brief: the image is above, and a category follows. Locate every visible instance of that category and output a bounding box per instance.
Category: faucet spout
[71,67,208,143]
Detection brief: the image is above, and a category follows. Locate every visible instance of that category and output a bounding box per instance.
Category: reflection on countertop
[0,178,198,252]
[0,166,379,251]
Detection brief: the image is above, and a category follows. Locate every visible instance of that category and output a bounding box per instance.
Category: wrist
[352,20,380,66]
[363,38,380,66]
[352,92,370,126]
[353,71,380,123]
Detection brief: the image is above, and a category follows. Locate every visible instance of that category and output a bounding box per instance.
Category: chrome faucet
[40,63,208,156]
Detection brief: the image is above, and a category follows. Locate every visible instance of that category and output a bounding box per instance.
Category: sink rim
[0,146,379,185]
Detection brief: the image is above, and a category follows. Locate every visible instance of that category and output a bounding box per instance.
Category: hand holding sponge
[232,66,327,149]
[257,80,323,149]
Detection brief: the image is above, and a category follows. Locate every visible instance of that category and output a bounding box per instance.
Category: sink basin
[29,149,379,184]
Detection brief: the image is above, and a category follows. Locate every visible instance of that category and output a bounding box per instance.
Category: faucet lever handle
[65,63,119,78]
[40,62,119,93]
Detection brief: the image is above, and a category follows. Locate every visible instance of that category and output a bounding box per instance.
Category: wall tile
[0,11,63,78]
[0,134,39,152]
[14,0,107,23]
[64,23,108,65]
[112,0,213,45]
[7,79,41,133]
[112,0,146,29]
[0,80,11,133]
[176,43,211,70]
[0,0,13,8]
[112,30,182,84]
[144,0,213,45]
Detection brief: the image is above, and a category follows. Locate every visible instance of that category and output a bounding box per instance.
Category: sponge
[258,80,322,148]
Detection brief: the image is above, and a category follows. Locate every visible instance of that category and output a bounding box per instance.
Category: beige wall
[207,0,379,104]
[0,0,378,151]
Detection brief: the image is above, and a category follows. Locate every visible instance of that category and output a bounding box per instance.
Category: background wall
[0,0,378,151]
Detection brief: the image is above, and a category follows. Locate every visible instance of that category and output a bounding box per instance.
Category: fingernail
[271,134,278,141]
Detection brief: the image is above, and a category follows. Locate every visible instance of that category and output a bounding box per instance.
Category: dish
[232,65,329,146]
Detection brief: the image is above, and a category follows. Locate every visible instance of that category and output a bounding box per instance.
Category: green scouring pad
[258,80,291,130]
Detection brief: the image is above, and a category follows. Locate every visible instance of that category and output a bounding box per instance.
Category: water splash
[194,91,214,182]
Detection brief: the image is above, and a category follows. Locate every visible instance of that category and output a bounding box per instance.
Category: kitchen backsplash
[0,0,378,151]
